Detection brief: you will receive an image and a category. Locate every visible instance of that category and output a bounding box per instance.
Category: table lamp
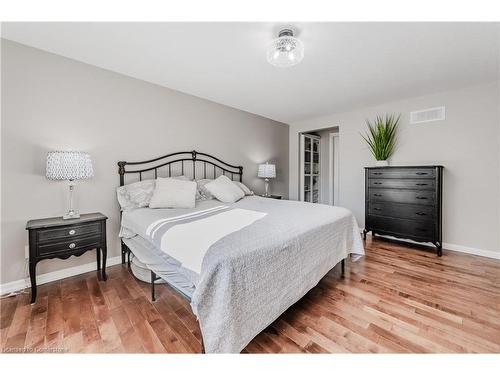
[46,151,93,219]
[257,162,276,197]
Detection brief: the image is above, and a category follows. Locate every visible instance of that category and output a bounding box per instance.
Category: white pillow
[196,179,214,200]
[116,179,155,211]
[116,175,190,211]
[233,181,253,196]
[149,177,197,209]
[205,175,245,203]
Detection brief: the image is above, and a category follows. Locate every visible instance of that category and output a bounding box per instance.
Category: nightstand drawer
[37,222,101,243]
[37,234,102,256]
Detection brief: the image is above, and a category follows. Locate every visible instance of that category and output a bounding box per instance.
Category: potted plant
[361,113,400,166]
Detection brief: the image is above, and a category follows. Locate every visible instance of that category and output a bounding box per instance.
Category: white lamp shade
[46,151,94,181]
[258,163,276,179]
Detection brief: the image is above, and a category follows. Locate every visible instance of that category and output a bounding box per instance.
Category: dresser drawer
[368,168,435,179]
[369,202,435,221]
[37,234,102,256]
[369,189,435,205]
[366,215,435,240]
[37,222,101,243]
[369,179,435,190]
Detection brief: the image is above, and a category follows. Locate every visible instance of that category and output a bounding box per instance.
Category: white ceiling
[3,22,499,123]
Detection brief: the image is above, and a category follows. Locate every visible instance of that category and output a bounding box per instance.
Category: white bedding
[120,196,364,353]
[160,208,266,273]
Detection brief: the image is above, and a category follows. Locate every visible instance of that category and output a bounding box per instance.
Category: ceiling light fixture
[267,29,304,68]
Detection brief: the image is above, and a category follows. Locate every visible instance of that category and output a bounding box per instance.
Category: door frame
[329,132,340,205]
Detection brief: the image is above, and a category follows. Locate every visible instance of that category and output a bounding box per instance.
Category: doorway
[298,126,339,205]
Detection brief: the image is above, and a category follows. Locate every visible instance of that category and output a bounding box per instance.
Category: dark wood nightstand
[26,212,108,303]
[259,194,282,200]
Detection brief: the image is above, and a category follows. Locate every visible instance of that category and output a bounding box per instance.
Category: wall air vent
[410,106,445,124]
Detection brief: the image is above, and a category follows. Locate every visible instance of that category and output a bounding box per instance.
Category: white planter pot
[375,160,389,167]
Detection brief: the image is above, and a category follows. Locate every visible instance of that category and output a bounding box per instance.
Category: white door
[329,133,340,205]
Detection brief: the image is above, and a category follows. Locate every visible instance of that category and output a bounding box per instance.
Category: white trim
[0,256,122,295]
[442,242,500,259]
[329,133,340,206]
[328,134,333,205]
[299,133,305,201]
[363,232,500,260]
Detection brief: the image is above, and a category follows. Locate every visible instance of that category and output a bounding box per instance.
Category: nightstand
[259,194,282,200]
[26,212,108,303]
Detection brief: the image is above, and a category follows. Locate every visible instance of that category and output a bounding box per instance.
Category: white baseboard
[442,242,500,260]
[363,231,500,260]
[0,256,122,295]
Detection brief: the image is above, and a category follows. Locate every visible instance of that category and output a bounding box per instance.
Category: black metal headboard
[117,150,243,186]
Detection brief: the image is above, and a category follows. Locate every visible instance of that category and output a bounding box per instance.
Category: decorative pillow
[233,181,253,196]
[116,175,190,211]
[116,179,155,211]
[196,179,215,200]
[204,175,245,203]
[149,177,197,209]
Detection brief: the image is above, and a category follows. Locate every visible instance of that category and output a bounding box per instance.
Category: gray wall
[290,82,500,257]
[1,40,289,284]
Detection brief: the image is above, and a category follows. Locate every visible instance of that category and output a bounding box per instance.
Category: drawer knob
[374,194,382,197]
[69,243,76,249]
[415,212,427,216]
[416,183,428,186]
[416,172,428,175]
[69,229,76,235]
[416,196,428,200]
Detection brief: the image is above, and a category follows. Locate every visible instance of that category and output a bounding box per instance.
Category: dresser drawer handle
[415,183,428,186]
[415,212,427,216]
[373,194,382,197]
[373,172,383,175]
[416,228,427,232]
[69,229,76,235]
[373,182,382,185]
[69,243,76,249]
[373,208,381,211]
[416,196,428,200]
[416,172,428,175]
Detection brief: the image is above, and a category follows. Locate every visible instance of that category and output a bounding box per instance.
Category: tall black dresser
[363,166,444,256]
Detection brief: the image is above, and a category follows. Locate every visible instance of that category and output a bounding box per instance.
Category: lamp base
[63,211,80,220]
[263,179,271,197]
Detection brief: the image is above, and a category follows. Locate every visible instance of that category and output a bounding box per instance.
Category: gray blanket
[121,197,364,353]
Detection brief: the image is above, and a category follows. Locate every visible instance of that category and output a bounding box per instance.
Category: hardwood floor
[1,236,499,353]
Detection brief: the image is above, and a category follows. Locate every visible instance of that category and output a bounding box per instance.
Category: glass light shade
[258,163,276,179]
[46,151,94,181]
[267,29,304,67]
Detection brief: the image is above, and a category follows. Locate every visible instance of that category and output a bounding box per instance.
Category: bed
[117,150,364,353]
